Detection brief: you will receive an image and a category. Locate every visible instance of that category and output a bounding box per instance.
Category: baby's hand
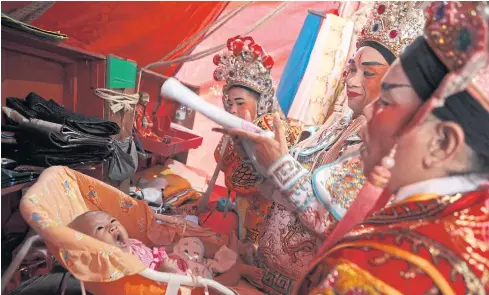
[205,259,233,274]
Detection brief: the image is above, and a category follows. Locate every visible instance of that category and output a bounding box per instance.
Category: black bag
[107,137,138,181]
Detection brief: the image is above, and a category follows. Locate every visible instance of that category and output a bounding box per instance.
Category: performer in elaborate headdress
[292,1,426,171]
[214,3,426,294]
[294,2,489,294]
[219,2,489,294]
[212,36,302,250]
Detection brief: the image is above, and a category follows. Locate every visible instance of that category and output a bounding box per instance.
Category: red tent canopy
[1,1,228,76]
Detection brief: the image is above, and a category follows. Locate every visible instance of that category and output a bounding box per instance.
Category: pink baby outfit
[128,238,169,270]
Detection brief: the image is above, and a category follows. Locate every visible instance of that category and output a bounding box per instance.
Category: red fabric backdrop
[2,1,228,76]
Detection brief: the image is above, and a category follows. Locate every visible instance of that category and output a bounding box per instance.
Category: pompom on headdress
[213,36,276,116]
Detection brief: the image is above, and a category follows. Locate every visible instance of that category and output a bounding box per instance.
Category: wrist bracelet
[267,154,308,191]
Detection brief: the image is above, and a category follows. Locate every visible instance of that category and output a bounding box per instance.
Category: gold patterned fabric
[296,190,489,295]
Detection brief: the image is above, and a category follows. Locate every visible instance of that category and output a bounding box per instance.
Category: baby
[69,211,262,287]
[68,211,186,274]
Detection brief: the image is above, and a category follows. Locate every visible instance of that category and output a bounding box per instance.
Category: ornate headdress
[357,1,427,59]
[213,36,275,116]
[423,1,489,106]
[399,1,489,134]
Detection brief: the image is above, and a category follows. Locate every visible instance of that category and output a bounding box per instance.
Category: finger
[213,126,267,144]
[221,128,267,144]
[273,112,287,148]
[244,109,253,122]
[212,127,229,135]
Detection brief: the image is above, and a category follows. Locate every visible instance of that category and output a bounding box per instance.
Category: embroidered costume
[251,3,426,294]
[212,36,301,247]
[298,177,489,295]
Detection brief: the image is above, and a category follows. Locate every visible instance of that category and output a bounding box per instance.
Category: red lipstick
[347,91,361,98]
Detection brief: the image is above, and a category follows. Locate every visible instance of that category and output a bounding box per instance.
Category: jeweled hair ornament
[357,1,427,60]
[213,36,276,117]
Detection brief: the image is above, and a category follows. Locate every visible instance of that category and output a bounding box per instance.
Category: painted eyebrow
[361,61,385,66]
[234,97,244,101]
[381,82,412,91]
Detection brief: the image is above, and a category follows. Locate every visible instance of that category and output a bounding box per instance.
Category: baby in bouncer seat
[68,210,187,274]
[69,211,262,287]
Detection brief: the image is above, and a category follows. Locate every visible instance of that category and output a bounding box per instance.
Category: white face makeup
[226,86,259,121]
[346,46,389,116]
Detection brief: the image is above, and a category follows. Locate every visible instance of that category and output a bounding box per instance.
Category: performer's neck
[392,174,487,204]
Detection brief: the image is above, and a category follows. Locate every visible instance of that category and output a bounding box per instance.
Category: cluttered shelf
[2,17,204,199]
[1,23,119,195]
[134,69,203,158]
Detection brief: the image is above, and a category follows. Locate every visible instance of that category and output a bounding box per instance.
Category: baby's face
[72,211,130,252]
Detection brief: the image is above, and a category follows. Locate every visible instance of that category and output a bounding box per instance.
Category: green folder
[106,55,137,89]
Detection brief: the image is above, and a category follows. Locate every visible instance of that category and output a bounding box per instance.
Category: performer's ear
[424,120,465,170]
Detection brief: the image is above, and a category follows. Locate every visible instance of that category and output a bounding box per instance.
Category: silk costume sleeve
[264,154,337,237]
[263,149,365,238]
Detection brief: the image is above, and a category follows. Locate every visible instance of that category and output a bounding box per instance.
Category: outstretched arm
[262,154,340,237]
[213,113,353,238]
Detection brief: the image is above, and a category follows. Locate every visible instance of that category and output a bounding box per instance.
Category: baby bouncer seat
[6,166,236,295]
